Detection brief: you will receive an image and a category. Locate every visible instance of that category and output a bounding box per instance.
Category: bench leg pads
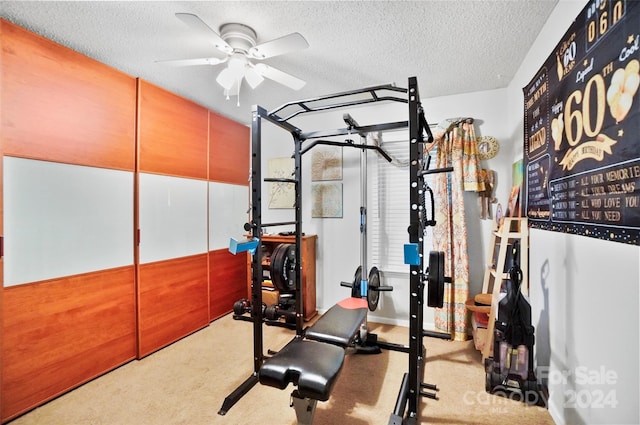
[259,339,345,401]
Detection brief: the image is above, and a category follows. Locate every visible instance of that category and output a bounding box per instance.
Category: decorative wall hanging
[477,136,499,160]
[478,169,497,219]
[512,159,524,187]
[311,182,343,218]
[268,157,295,209]
[311,145,343,181]
[523,0,639,245]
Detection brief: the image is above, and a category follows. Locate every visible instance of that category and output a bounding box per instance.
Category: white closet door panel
[139,173,207,263]
[3,157,134,287]
[209,182,248,250]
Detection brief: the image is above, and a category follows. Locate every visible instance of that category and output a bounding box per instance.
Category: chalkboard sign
[524,0,640,245]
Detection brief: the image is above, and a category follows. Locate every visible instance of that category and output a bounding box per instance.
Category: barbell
[269,244,446,310]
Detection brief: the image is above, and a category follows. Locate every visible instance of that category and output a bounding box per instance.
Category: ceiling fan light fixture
[245,66,264,89]
[216,67,236,90]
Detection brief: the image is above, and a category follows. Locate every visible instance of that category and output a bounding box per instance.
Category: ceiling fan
[160,13,309,101]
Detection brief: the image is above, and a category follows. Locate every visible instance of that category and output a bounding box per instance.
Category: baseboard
[369,315,410,328]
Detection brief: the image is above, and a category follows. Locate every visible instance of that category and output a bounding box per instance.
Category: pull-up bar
[299,112,394,161]
[300,139,392,162]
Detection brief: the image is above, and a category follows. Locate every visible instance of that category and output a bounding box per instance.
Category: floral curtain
[431,121,483,341]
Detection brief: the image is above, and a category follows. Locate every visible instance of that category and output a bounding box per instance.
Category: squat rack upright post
[390,77,436,424]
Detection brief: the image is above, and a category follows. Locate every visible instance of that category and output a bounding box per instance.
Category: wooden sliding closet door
[0,43,3,420]
[208,112,250,320]
[208,181,249,320]
[1,19,137,422]
[136,79,209,357]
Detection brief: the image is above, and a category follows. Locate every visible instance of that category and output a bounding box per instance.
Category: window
[370,133,437,273]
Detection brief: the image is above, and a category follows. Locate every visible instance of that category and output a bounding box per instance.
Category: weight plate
[282,244,297,291]
[427,251,443,308]
[367,266,380,311]
[437,251,445,308]
[427,251,437,307]
[352,266,362,298]
[270,244,286,291]
[270,244,297,292]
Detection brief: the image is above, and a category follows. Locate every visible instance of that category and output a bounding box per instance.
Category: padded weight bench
[259,297,369,424]
[306,297,369,346]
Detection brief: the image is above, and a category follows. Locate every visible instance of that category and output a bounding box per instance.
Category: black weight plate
[437,251,445,308]
[351,266,362,298]
[281,244,297,291]
[367,266,380,311]
[270,244,285,291]
[427,251,440,308]
[271,243,297,292]
[427,251,437,306]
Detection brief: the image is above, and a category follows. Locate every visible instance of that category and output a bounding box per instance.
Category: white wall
[506,1,639,424]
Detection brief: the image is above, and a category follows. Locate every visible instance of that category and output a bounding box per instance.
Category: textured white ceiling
[1,0,558,125]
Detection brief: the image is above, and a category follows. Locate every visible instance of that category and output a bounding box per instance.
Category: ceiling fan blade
[156,57,227,67]
[175,13,233,55]
[248,32,309,59]
[255,64,306,90]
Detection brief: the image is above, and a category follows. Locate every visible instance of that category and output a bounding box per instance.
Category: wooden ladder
[469,217,529,362]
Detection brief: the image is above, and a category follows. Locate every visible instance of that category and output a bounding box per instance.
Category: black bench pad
[305,298,368,346]
[259,338,345,401]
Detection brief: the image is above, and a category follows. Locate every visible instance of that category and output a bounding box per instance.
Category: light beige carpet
[8,314,554,424]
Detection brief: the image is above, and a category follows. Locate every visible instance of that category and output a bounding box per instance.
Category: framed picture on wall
[311,182,343,218]
[506,185,520,217]
[311,145,343,181]
[268,157,295,209]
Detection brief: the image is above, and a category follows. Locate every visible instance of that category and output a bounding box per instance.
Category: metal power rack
[219,77,447,425]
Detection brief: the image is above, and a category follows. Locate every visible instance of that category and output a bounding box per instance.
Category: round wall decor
[477,136,499,160]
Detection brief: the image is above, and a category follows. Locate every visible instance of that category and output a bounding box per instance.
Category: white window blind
[370,135,436,273]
